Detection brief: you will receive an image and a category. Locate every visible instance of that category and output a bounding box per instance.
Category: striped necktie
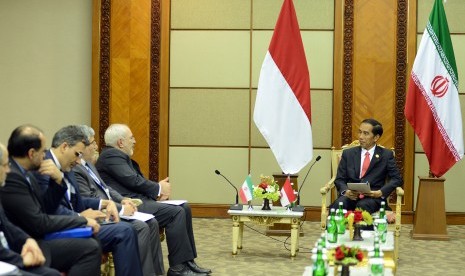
[84,164,112,200]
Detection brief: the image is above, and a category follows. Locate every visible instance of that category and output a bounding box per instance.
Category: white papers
[348,182,371,193]
[158,200,187,206]
[0,261,19,276]
[120,211,154,222]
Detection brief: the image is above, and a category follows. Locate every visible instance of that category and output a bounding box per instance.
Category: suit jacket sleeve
[379,149,403,197]
[0,246,24,268]
[32,172,68,214]
[0,208,29,268]
[97,149,160,199]
[2,172,87,239]
[334,149,352,195]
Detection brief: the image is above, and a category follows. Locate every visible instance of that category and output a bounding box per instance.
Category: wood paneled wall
[92,0,169,181]
[333,0,415,213]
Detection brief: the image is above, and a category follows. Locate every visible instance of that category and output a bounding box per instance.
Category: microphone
[214,169,243,210]
[292,155,322,212]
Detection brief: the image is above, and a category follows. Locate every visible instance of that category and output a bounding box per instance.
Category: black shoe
[167,264,207,276]
[186,261,212,274]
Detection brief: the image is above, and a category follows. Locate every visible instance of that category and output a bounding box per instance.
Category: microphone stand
[292,156,321,212]
[215,170,243,210]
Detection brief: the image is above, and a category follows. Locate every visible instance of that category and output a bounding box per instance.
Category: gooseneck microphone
[214,169,243,210]
[292,155,322,212]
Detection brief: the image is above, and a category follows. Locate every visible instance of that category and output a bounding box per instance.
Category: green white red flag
[405,0,464,177]
[239,175,254,204]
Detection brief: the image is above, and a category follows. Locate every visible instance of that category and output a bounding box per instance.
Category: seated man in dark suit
[34,125,145,276]
[0,142,60,276]
[1,125,102,276]
[330,118,403,214]
[96,124,211,276]
[74,124,165,276]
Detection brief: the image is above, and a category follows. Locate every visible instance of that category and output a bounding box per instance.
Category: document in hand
[347,182,371,193]
[120,211,155,222]
[44,227,93,240]
[158,200,187,206]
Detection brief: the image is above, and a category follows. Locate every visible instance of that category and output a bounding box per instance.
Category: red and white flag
[253,0,313,174]
[280,176,296,207]
[405,0,464,177]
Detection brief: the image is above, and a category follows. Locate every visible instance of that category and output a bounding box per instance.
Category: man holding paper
[330,119,403,214]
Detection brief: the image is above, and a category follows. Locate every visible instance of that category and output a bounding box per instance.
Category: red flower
[335,247,345,260]
[353,210,363,223]
[259,183,268,189]
[355,251,364,261]
[334,245,363,263]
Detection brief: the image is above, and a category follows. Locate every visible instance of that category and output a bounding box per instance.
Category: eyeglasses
[74,151,83,158]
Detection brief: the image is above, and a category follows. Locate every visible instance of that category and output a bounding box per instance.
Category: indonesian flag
[239,175,254,204]
[253,0,313,174]
[405,0,464,177]
[280,176,296,207]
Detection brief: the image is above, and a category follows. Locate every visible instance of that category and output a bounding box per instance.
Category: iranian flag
[253,0,313,174]
[239,175,254,204]
[280,176,296,207]
[405,0,464,177]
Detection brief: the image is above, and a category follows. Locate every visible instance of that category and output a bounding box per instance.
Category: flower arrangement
[334,245,364,265]
[252,175,280,201]
[345,208,373,226]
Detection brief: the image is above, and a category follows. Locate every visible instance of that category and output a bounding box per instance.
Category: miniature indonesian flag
[280,176,296,207]
[239,175,254,204]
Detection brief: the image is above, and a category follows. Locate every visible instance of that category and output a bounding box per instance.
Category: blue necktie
[85,164,111,200]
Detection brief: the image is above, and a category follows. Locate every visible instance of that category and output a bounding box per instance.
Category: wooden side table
[227,206,303,257]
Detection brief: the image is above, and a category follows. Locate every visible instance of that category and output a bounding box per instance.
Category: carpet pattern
[160,218,465,276]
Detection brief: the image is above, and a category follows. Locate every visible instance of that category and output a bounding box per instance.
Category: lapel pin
[375,154,379,158]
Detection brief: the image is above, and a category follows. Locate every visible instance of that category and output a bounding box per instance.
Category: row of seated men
[0,123,212,276]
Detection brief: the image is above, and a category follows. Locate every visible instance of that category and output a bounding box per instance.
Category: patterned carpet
[159,218,465,276]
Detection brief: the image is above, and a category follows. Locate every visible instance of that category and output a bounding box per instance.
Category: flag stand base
[229,204,243,211]
[411,176,449,240]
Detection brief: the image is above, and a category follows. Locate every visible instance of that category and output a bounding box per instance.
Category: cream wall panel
[170,31,250,88]
[413,153,465,212]
[169,147,249,204]
[417,0,465,33]
[251,31,333,89]
[170,89,249,146]
[253,0,334,30]
[171,0,251,29]
[0,0,91,144]
[251,90,333,148]
[250,148,331,206]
